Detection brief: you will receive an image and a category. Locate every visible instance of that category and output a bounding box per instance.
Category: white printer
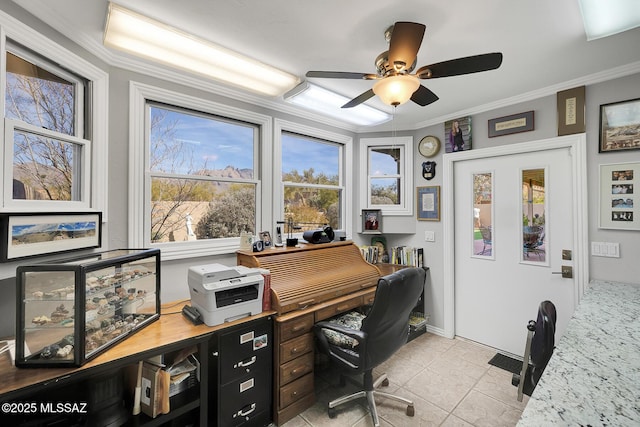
[188,263,264,326]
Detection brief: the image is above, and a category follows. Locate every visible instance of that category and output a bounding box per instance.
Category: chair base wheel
[328,407,337,419]
[407,405,415,417]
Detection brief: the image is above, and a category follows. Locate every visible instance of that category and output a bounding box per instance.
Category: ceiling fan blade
[388,22,426,72]
[416,52,503,79]
[411,85,439,106]
[342,89,375,108]
[306,71,377,80]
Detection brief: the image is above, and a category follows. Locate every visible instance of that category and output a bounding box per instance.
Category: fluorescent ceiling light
[103,2,299,96]
[578,0,640,40]
[284,82,392,126]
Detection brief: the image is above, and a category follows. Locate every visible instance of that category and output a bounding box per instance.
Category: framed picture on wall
[599,98,640,153]
[0,212,102,261]
[599,162,639,231]
[417,186,440,221]
[557,86,585,136]
[362,209,382,233]
[444,116,472,153]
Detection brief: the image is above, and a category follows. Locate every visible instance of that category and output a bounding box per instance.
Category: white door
[445,136,588,356]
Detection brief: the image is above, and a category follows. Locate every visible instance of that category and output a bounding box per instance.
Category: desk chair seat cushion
[321,311,366,349]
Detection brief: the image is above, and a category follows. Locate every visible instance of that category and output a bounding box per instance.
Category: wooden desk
[0,301,274,426]
[517,280,640,426]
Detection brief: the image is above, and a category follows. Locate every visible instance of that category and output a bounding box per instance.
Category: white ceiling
[11,0,640,132]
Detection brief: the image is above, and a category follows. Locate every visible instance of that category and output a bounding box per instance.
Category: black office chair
[512,300,557,401]
[313,267,425,426]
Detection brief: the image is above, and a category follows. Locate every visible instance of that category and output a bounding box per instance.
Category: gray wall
[0,4,638,338]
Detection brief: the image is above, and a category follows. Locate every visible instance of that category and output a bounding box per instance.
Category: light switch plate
[424,230,435,242]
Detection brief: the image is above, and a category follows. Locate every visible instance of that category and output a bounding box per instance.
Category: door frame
[442,134,589,339]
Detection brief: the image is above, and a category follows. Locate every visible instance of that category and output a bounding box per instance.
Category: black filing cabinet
[210,315,273,426]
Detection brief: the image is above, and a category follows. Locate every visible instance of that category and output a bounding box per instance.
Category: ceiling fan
[305,22,503,108]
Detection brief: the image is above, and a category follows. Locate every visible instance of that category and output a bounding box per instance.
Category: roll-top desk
[237,241,383,425]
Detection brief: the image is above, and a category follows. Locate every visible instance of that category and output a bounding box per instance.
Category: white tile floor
[280,333,528,427]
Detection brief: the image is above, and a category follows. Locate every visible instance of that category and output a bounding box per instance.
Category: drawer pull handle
[336,304,350,312]
[234,403,256,418]
[235,356,257,368]
[291,324,307,332]
[291,364,308,376]
[297,299,315,310]
[291,346,307,355]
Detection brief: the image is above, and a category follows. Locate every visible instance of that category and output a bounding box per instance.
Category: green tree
[195,184,255,238]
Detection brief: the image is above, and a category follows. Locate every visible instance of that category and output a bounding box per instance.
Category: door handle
[552,266,573,278]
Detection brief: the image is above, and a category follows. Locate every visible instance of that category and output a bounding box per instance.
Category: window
[148,102,258,244]
[359,137,413,216]
[522,168,547,264]
[281,132,342,231]
[473,172,494,258]
[274,119,352,238]
[3,42,89,208]
[0,15,108,214]
[130,82,271,260]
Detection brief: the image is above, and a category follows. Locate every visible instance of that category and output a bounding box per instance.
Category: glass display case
[15,248,161,368]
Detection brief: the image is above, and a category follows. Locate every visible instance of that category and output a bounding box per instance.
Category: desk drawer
[315,295,363,322]
[279,373,313,409]
[280,333,313,364]
[363,289,376,306]
[278,313,314,341]
[279,351,314,385]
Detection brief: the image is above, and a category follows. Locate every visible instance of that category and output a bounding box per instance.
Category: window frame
[274,119,353,239]
[0,12,108,216]
[129,81,272,260]
[359,136,414,216]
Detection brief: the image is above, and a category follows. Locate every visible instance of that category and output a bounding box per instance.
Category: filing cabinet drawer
[279,351,314,385]
[278,313,314,341]
[220,373,271,426]
[315,295,363,322]
[279,333,313,364]
[219,320,272,385]
[279,373,313,409]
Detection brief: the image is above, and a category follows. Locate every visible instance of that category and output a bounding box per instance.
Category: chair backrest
[530,300,556,370]
[360,267,425,368]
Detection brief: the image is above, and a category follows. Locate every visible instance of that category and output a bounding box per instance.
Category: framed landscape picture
[0,212,102,261]
[599,98,640,153]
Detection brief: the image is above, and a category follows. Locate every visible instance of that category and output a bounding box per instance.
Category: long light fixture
[284,81,392,126]
[372,75,420,106]
[578,0,640,40]
[103,2,299,96]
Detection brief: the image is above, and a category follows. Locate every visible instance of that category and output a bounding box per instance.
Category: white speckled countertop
[517,280,640,426]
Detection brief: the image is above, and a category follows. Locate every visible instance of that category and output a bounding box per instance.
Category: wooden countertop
[0,300,274,399]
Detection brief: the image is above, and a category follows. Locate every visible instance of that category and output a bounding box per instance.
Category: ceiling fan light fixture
[372,75,420,106]
[103,2,299,96]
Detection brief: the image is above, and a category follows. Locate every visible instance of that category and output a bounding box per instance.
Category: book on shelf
[359,245,380,264]
[389,246,425,267]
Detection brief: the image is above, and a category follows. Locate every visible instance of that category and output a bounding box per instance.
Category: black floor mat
[488,353,522,374]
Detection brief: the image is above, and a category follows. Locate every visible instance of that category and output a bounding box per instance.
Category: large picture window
[281,132,343,231]
[130,82,271,259]
[147,103,258,244]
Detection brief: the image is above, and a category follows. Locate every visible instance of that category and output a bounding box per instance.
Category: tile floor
[280,332,529,427]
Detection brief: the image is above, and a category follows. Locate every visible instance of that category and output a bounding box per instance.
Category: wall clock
[418,135,440,158]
